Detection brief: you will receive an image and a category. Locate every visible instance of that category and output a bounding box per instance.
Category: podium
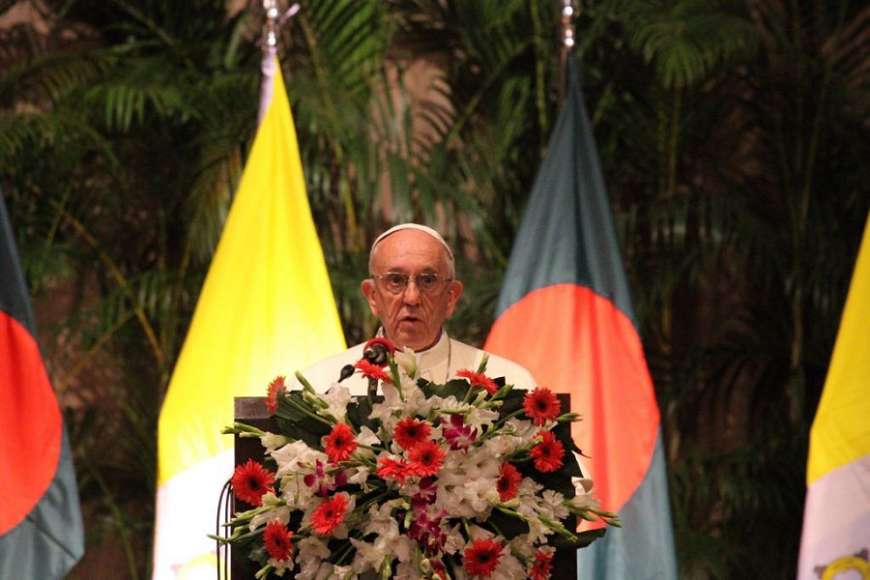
[224,395,579,579]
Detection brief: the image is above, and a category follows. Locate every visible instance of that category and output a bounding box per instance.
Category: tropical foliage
[0,0,867,578]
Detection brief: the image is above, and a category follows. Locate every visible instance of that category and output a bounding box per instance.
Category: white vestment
[295,331,536,395]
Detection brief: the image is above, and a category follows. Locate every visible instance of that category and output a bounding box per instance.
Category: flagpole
[558,0,577,105]
[258,0,300,124]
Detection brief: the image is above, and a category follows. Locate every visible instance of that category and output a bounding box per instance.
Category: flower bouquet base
[217,343,616,580]
[222,396,597,579]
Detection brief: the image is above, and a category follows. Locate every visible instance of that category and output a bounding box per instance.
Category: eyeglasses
[373,272,452,295]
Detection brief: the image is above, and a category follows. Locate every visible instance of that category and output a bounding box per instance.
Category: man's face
[361,230,463,351]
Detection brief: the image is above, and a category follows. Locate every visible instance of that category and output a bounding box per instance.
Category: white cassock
[295,331,537,394]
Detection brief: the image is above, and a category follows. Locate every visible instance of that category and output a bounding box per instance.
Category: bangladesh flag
[0,192,84,578]
[485,59,677,579]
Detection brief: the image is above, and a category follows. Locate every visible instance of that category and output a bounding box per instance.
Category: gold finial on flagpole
[558,0,578,104]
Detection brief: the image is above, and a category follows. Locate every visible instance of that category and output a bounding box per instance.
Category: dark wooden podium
[227,396,579,579]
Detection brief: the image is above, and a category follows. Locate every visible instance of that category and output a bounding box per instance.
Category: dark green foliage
[275,395,331,448]
[345,396,376,432]
[418,378,471,401]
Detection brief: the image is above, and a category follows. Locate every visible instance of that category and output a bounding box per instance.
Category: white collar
[415,330,450,369]
[376,328,452,381]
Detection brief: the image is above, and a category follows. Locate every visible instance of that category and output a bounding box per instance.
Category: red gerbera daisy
[266,375,286,414]
[393,417,432,450]
[355,359,392,383]
[311,493,349,535]
[407,441,446,477]
[529,548,554,580]
[530,431,564,473]
[523,388,561,425]
[324,423,357,463]
[463,538,503,577]
[231,459,275,506]
[456,369,499,395]
[263,520,294,562]
[496,463,522,502]
[377,456,411,483]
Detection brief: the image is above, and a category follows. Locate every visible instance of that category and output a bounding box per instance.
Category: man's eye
[385,273,407,287]
[417,273,438,288]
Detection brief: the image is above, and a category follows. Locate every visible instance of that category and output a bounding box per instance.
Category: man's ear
[361,279,380,317]
[445,279,464,317]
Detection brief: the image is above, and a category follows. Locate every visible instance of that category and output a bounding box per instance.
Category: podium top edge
[234,396,269,419]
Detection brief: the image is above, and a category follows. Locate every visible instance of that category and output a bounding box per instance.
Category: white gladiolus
[491,553,525,580]
[270,441,327,479]
[567,493,600,511]
[248,493,290,531]
[260,432,292,451]
[432,396,473,414]
[357,425,379,446]
[294,538,331,580]
[463,406,499,430]
[540,489,569,520]
[346,466,370,486]
[504,417,538,442]
[508,534,536,559]
[330,564,354,580]
[349,538,385,571]
[394,346,417,378]
[322,384,352,422]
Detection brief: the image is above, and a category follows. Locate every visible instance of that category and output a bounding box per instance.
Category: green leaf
[418,378,471,401]
[486,507,529,540]
[555,528,606,550]
[346,396,377,431]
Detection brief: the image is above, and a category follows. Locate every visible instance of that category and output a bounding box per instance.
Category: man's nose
[402,279,421,304]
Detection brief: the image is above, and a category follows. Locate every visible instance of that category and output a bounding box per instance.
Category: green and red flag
[0,192,84,577]
[485,60,677,579]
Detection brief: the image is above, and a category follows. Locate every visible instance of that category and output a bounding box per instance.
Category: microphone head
[338,364,355,383]
[363,342,389,366]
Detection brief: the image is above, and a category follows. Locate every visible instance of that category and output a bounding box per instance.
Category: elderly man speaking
[299,223,535,393]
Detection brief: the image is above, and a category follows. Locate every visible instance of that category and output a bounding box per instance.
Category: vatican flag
[797,214,870,580]
[152,58,345,579]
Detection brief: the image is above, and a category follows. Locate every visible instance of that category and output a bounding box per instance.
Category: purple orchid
[442,414,476,450]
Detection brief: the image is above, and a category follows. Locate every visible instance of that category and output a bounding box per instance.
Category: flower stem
[295,371,317,394]
[221,422,267,437]
[478,408,525,443]
[280,396,334,427]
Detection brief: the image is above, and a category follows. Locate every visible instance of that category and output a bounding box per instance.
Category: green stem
[281,396,334,427]
[222,422,267,437]
[295,371,318,394]
[356,491,391,515]
[334,540,355,565]
[478,409,525,443]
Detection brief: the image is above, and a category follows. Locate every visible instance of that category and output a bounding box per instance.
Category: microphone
[338,364,354,383]
[362,342,390,366]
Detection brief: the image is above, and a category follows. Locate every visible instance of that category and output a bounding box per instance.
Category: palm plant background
[1,0,867,578]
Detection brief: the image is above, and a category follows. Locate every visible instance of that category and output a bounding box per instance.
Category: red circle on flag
[0,313,62,534]
[485,284,660,520]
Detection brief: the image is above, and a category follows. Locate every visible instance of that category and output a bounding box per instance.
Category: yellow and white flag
[152,59,346,579]
[797,214,870,580]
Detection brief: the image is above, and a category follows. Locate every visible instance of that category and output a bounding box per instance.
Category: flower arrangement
[219,338,618,579]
